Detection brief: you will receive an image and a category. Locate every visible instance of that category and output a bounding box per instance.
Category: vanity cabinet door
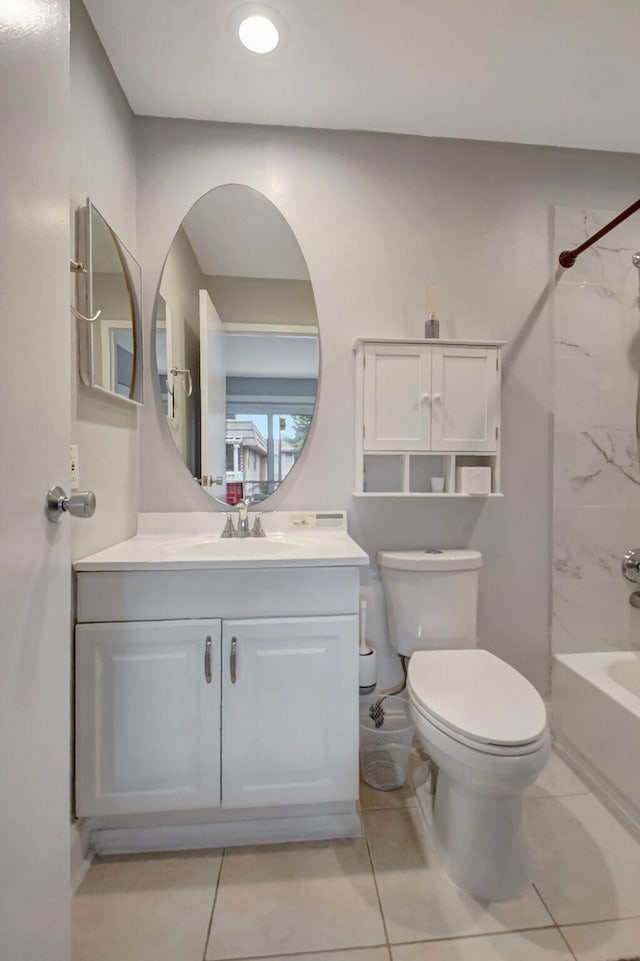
[221,616,359,808]
[76,620,222,816]
[430,346,499,452]
[363,344,432,451]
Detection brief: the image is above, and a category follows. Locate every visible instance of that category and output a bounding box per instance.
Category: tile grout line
[531,883,579,961]
[206,946,391,961]
[202,847,227,961]
[560,912,640,929]
[555,925,580,961]
[386,924,560,948]
[362,828,393,955]
[533,882,640,933]
[526,790,589,800]
[532,882,562,928]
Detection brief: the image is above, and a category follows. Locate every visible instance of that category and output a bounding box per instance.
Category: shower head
[633,252,640,268]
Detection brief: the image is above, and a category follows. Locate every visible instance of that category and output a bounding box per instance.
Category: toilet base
[414,764,530,901]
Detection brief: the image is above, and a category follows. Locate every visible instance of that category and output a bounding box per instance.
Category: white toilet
[378,548,550,902]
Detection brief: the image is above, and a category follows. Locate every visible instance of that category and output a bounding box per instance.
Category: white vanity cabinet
[355,338,504,496]
[74,547,363,824]
[73,513,367,849]
[75,620,222,817]
[221,616,358,808]
[76,614,358,818]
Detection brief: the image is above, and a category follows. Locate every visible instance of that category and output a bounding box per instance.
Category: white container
[456,466,491,494]
[430,476,445,493]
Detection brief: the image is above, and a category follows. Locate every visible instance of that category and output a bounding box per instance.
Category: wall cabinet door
[430,346,498,451]
[363,344,432,450]
[76,619,222,816]
[221,616,359,808]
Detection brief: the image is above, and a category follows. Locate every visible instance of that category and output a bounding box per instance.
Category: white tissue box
[456,466,492,494]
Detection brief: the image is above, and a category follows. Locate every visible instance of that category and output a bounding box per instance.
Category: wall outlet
[70,444,79,490]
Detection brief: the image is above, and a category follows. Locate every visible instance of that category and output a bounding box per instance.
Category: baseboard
[70,818,93,893]
[553,739,640,844]
[90,809,363,856]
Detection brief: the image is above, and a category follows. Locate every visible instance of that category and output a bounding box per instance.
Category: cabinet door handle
[432,392,442,402]
[421,393,431,402]
[230,637,237,684]
[204,636,212,684]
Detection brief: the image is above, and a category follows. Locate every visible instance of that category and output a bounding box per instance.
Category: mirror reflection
[155,185,319,505]
[78,202,142,403]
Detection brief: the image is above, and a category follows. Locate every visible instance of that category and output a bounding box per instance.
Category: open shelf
[358,451,500,497]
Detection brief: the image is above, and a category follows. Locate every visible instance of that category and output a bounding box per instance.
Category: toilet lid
[407,649,547,747]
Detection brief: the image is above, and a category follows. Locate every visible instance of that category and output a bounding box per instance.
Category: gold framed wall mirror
[75,199,143,405]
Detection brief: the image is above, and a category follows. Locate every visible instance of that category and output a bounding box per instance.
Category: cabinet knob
[432,393,442,402]
[421,393,431,402]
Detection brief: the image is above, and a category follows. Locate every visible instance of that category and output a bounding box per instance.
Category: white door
[363,344,432,450]
[431,346,499,451]
[221,617,359,808]
[76,620,222,816]
[199,289,227,495]
[0,8,71,960]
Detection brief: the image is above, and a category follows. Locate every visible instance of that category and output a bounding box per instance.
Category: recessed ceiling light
[238,14,279,53]
[228,5,287,56]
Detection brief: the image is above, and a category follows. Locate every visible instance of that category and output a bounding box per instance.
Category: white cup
[431,476,445,493]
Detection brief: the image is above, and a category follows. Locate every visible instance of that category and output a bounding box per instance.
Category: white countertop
[74,511,370,572]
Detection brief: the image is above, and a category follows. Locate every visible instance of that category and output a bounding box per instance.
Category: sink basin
[166,535,298,559]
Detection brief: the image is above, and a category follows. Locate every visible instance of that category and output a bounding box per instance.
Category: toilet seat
[407,649,548,756]
[410,697,549,757]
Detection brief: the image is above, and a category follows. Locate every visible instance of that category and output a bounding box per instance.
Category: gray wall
[70,0,139,560]
[136,119,640,694]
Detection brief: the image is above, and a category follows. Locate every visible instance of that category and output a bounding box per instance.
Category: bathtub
[553,652,640,833]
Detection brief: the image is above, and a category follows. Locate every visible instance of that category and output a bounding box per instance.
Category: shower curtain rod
[558,197,640,268]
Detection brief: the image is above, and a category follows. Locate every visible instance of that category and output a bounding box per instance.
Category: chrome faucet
[220,498,255,538]
[237,500,250,538]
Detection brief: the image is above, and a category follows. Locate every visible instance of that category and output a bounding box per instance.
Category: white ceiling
[182,184,309,279]
[84,0,640,154]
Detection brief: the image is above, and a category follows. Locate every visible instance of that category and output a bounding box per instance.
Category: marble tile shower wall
[553,206,640,654]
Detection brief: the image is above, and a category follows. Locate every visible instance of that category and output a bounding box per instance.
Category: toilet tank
[377,549,482,656]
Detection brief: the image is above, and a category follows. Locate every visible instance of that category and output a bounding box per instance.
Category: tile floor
[72,750,640,961]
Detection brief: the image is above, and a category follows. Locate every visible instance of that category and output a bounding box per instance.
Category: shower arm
[558,197,640,269]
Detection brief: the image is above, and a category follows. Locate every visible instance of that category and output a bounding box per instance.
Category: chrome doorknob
[622,549,640,583]
[46,486,96,523]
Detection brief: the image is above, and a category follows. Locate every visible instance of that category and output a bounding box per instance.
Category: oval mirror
[154,185,319,506]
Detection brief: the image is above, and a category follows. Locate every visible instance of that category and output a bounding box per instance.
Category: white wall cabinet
[362,343,432,451]
[355,338,504,497]
[76,620,222,816]
[221,617,358,808]
[76,614,358,817]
